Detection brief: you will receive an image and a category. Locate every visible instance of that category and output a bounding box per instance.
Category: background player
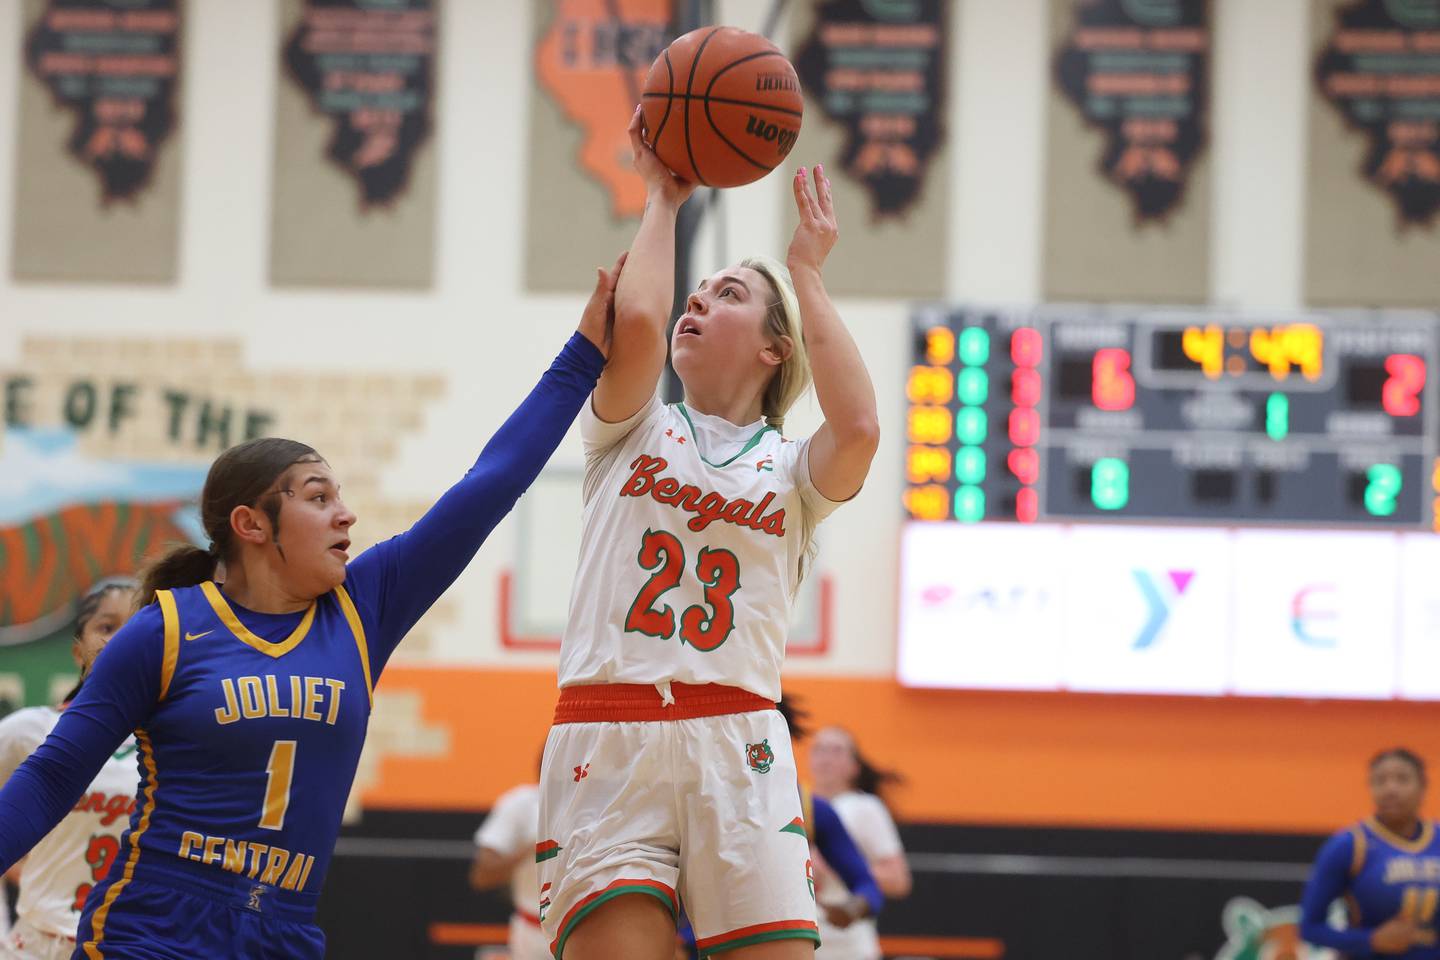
[537,107,880,960]
[808,726,911,960]
[0,581,138,960]
[469,755,545,960]
[0,264,622,960]
[1300,748,1440,956]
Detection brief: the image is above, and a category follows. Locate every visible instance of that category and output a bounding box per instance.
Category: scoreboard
[897,307,1440,700]
[902,307,1440,530]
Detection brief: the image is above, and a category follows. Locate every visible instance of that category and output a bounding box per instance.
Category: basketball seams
[683,27,723,186]
[643,92,802,119]
[644,26,802,188]
[651,49,677,156]
[701,48,801,176]
[700,99,771,173]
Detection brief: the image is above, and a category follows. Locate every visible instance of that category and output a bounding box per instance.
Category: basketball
[640,26,804,189]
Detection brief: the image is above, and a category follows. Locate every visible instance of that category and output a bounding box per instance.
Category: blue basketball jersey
[1343,819,1440,957]
[81,581,373,938]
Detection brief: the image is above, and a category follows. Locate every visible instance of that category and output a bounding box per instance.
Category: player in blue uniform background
[1301,748,1440,958]
[0,257,624,960]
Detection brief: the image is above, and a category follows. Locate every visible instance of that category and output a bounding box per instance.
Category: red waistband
[553,683,775,723]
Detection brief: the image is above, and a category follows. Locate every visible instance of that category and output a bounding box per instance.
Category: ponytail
[137,543,217,608]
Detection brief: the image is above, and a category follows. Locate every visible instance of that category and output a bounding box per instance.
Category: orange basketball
[641,26,803,188]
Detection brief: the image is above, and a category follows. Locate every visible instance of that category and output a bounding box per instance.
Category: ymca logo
[1131,569,1195,650]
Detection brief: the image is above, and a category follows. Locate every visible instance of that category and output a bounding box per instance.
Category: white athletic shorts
[537,683,819,959]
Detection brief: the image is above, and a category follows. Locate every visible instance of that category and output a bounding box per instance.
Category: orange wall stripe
[363,667,1440,834]
[428,923,511,946]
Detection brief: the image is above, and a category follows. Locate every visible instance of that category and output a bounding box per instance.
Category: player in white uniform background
[0,581,140,960]
[470,779,547,960]
[808,727,912,960]
[537,108,880,960]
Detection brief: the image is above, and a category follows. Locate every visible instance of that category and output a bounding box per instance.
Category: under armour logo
[664,428,688,445]
[573,763,590,782]
[247,885,265,912]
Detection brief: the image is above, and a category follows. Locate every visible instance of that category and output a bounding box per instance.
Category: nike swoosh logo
[184,630,214,642]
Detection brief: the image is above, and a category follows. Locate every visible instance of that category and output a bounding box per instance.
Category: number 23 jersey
[560,396,843,702]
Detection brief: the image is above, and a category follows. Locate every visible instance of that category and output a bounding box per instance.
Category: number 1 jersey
[559,396,842,702]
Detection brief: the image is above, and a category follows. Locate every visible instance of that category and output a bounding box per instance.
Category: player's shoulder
[497,782,541,809]
[0,704,61,744]
[832,790,891,821]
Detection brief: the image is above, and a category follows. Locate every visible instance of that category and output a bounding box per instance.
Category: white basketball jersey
[560,396,841,702]
[473,783,541,918]
[0,706,140,939]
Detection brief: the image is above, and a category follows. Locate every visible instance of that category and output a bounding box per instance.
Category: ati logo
[746,740,775,774]
[1131,568,1195,650]
[745,115,798,156]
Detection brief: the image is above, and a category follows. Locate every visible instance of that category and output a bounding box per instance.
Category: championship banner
[524,0,672,292]
[1043,0,1212,302]
[1305,0,1440,305]
[793,0,947,218]
[1054,0,1209,221]
[786,0,950,298]
[270,0,440,288]
[11,0,183,283]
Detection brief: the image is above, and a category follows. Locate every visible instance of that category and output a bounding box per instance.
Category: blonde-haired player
[537,108,879,960]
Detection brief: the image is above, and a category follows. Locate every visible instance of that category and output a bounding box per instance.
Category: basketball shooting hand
[630,106,697,208]
[787,164,838,277]
[1371,914,1423,953]
[578,250,627,360]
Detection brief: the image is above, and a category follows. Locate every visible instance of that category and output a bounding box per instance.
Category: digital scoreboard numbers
[904,308,1440,530]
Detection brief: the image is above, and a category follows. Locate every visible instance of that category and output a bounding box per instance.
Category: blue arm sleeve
[813,794,884,918]
[344,334,604,669]
[0,604,163,872]
[1300,830,1374,954]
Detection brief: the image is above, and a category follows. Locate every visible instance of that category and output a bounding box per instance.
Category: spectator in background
[469,755,546,960]
[809,725,912,960]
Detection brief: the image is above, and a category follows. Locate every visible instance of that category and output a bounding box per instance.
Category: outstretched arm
[787,165,879,502]
[0,607,162,872]
[591,107,697,424]
[347,266,623,665]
